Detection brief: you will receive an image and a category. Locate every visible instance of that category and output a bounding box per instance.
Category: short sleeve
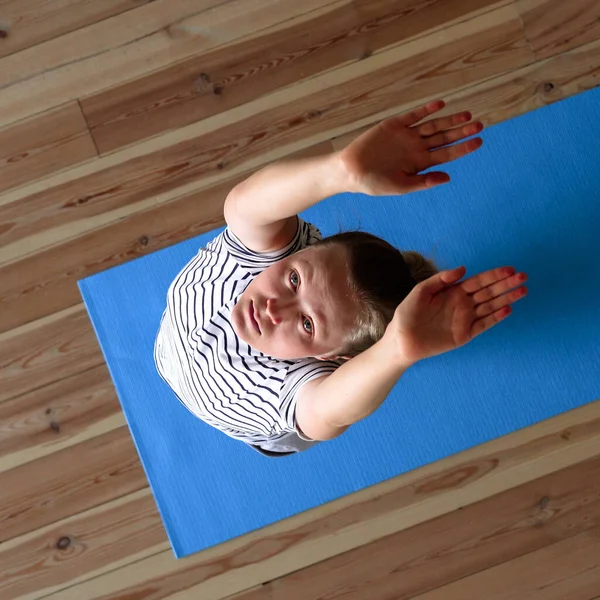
[280,358,343,438]
[222,217,323,271]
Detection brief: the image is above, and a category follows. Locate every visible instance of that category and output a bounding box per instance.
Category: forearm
[225,151,351,226]
[312,336,415,428]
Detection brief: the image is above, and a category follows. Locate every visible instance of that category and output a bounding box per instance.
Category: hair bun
[401,251,439,284]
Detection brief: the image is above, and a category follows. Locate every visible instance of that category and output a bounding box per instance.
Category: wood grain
[0,5,531,255]
[518,0,600,59]
[0,102,97,194]
[0,0,150,58]
[0,0,334,128]
[410,527,600,600]
[332,36,600,150]
[0,185,228,334]
[81,0,504,153]
[13,400,600,600]
[2,2,600,599]
[0,306,103,403]
[0,7,533,331]
[5,31,600,337]
[0,426,145,543]
[0,489,167,600]
[0,364,123,473]
[0,0,228,89]
[231,455,600,600]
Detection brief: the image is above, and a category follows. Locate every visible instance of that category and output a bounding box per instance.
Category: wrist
[380,328,418,370]
[334,150,368,195]
[325,151,358,196]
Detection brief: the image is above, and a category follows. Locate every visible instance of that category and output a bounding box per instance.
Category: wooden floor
[1,0,600,598]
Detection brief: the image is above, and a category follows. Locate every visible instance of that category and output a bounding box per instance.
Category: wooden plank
[330,36,600,150]
[0,4,531,257]
[0,364,124,473]
[0,426,145,543]
[5,28,600,338]
[409,527,600,600]
[9,400,600,600]
[0,0,336,128]
[0,143,332,334]
[0,489,167,600]
[0,184,229,333]
[0,102,97,194]
[81,0,505,154]
[0,306,103,404]
[517,0,600,59]
[0,0,227,89]
[231,455,600,600]
[0,0,149,58]
[0,7,533,331]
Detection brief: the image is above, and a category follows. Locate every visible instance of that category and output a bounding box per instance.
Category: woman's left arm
[224,99,483,253]
[223,151,350,252]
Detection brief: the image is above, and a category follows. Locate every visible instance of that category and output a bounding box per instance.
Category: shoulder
[294,375,349,441]
[222,218,323,269]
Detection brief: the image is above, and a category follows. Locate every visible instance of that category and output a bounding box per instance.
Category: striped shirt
[154,218,341,448]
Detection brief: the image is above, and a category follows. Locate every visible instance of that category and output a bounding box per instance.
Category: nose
[265,297,293,325]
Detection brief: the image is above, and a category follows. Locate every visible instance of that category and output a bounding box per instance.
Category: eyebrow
[297,257,328,340]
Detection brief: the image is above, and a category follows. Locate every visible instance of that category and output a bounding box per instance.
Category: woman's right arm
[295,265,528,441]
[295,334,413,441]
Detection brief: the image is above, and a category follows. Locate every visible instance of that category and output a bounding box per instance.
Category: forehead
[294,245,358,330]
[294,244,347,282]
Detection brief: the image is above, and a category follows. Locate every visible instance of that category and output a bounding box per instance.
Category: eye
[289,270,299,288]
[290,270,314,335]
[302,317,313,334]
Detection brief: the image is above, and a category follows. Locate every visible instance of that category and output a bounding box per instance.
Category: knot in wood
[539,496,550,510]
[139,235,149,247]
[56,536,71,550]
[543,82,555,93]
[50,421,60,433]
[196,73,213,93]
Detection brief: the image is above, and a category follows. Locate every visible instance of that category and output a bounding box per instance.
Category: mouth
[249,300,261,334]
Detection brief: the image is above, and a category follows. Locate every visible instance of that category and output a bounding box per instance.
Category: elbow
[313,424,350,442]
[295,400,350,441]
[223,190,239,225]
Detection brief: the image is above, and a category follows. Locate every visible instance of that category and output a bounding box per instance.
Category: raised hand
[339,99,484,195]
[386,266,528,365]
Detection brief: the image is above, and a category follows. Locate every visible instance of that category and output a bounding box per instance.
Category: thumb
[419,266,466,295]
[403,171,450,191]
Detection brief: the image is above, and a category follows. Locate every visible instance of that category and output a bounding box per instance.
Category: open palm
[390,266,528,364]
[340,100,484,195]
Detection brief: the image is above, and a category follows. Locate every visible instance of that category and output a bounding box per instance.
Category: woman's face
[231,245,359,360]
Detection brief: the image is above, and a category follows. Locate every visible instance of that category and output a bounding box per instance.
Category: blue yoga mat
[79,88,600,558]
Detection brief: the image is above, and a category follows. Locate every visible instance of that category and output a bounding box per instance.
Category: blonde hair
[401,250,439,284]
[312,232,439,357]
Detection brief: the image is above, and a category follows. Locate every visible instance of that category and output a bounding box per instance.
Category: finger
[459,266,516,294]
[425,121,484,150]
[472,272,528,304]
[471,305,512,338]
[429,137,483,166]
[402,171,450,191]
[418,266,466,296]
[397,100,446,127]
[415,111,473,137]
[474,286,528,319]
